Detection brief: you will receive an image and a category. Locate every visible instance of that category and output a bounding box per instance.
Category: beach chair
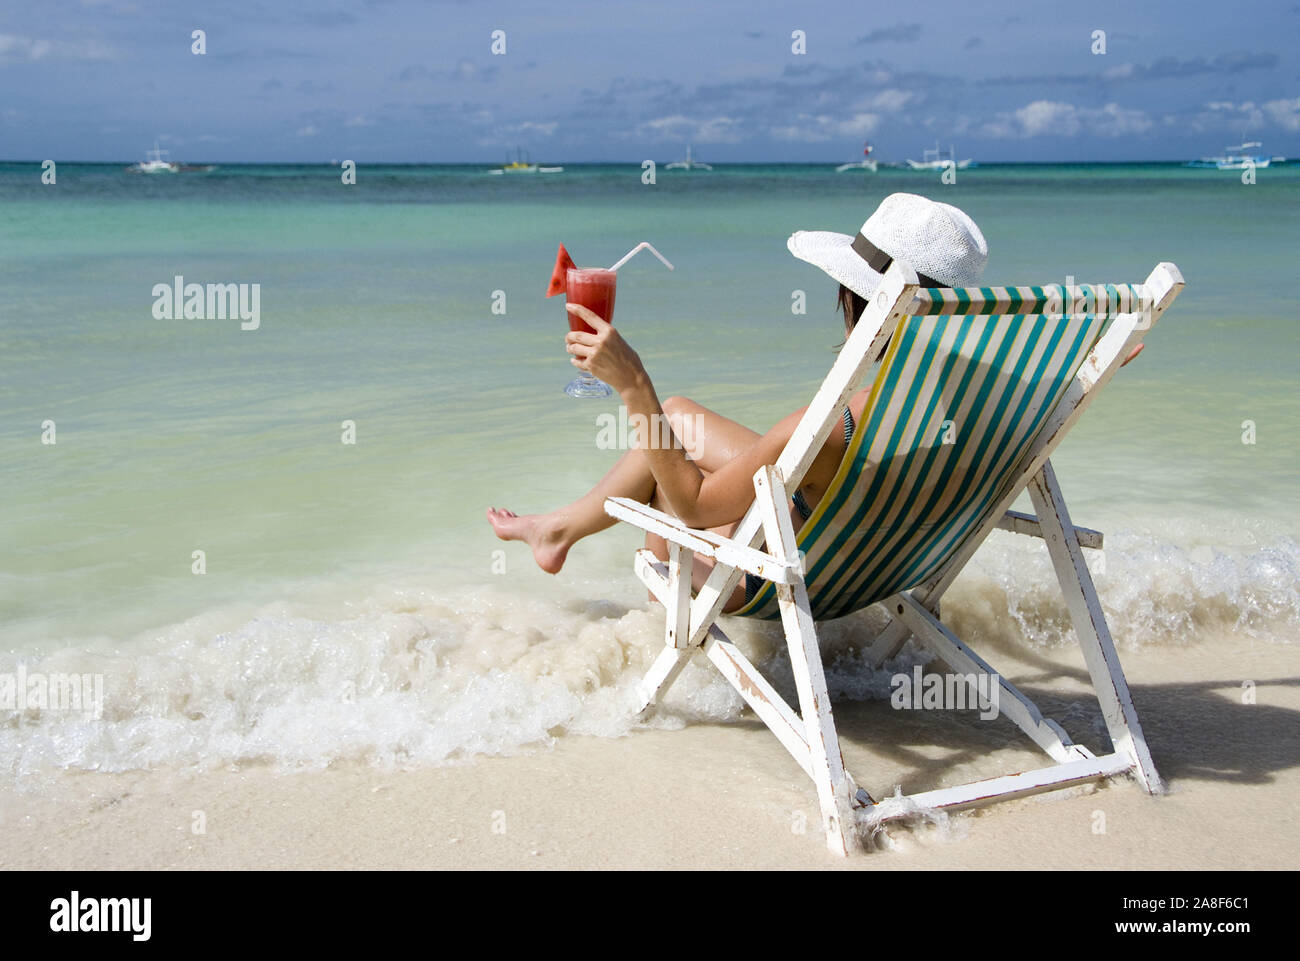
[604,260,1184,855]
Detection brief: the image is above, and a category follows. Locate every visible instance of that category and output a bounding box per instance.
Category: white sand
[3,638,1296,870]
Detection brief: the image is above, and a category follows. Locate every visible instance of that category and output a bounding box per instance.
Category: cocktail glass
[564,267,616,398]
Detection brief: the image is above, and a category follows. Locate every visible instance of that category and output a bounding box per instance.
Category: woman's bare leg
[487,396,760,574]
[649,398,758,612]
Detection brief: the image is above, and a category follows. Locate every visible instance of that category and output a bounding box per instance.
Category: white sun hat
[787,192,988,296]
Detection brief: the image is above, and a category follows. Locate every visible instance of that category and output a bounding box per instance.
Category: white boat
[665,145,712,171]
[1186,141,1272,170]
[836,142,878,172]
[129,142,178,174]
[906,142,973,170]
[488,148,563,174]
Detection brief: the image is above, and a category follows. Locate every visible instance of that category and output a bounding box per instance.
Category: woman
[488,193,989,612]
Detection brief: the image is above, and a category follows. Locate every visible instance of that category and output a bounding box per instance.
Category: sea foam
[1,529,1295,779]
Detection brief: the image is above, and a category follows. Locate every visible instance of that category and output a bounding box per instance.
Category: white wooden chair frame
[605,261,1184,855]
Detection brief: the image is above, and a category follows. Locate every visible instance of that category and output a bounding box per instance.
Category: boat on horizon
[665,145,712,171]
[906,142,973,171]
[836,141,878,173]
[128,142,178,174]
[1185,141,1274,170]
[489,148,562,174]
[126,141,215,174]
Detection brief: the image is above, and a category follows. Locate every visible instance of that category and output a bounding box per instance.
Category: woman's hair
[838,284,869,333]
[837,280,951,360]
[833,284,871,356]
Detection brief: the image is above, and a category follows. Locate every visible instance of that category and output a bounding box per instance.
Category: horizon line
[2,157,1289,167]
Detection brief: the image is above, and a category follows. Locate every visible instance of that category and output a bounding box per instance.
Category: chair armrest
[997,509,1103,550]
[604,496,796,584]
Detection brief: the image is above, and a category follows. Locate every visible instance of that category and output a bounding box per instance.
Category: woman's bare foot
[485,507,572,574]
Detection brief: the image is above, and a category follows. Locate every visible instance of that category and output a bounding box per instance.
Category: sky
[1,0,1297,163]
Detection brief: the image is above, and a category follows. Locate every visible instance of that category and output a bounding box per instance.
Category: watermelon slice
[545,244,577,298]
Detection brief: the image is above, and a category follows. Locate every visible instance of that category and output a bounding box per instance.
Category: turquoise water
[2,161,1297,772]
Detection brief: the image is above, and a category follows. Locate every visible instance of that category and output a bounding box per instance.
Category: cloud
[963,37,982,51]
[1264,97,1300,131]
[501,120,558,137]
[1132,51,1277,79]
[295,125,319,137]
[984,51,1278,87]
[634,114,745,143]
[398,60,499,83]
[0,33,115,62]
[769,112,880,142]
[860,88,915,113]
[976,100,1153,138]
[857,23,922,44]
[1189,99,1265,132]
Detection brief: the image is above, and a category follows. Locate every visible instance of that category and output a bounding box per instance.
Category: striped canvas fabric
[736,286,1117,622]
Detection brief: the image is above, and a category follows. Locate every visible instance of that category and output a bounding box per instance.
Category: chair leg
[775,581,857,855]
[634,645,690,714]
[864,575,947,667]
[755,467,856,855]
[1028,461,1164,794]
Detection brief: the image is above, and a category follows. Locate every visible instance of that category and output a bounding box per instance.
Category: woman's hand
[565,304,648,395]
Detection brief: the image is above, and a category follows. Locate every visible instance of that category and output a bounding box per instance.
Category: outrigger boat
[836,142,878,172]
[126,141,215,174]
[489,148,562,174]
[128,142,178,174]
[665,145,712,171]
[1186,141,1273,170]
[906,141,973,170]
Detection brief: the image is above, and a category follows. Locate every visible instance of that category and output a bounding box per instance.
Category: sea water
[1,161,1297,774]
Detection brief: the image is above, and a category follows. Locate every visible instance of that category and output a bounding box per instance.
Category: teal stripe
[876,314,1073,597]
[802,316,953,604]
[878,314,1101,600]
[741,306,1108,622]
[829,315,1020,610]
[815,315,1005,610]
[819,313,1000,608]
[740,319,927,618]
[813,327,959,610]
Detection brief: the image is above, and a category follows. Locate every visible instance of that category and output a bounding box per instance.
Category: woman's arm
[566,304,798,529]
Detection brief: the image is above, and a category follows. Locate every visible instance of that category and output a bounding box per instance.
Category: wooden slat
[905,283,1145,317]
[605,497,794,583]
[702,638,813,780]
[890,592,1077,763]
[755,466,856,856]
[634,550,814,779]
[997,509,1103,550]
[865,753,1134,819]
[666,543,693,649]
[1028,462,1164,794]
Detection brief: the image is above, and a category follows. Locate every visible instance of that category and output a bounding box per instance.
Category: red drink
[565,267,617,335]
